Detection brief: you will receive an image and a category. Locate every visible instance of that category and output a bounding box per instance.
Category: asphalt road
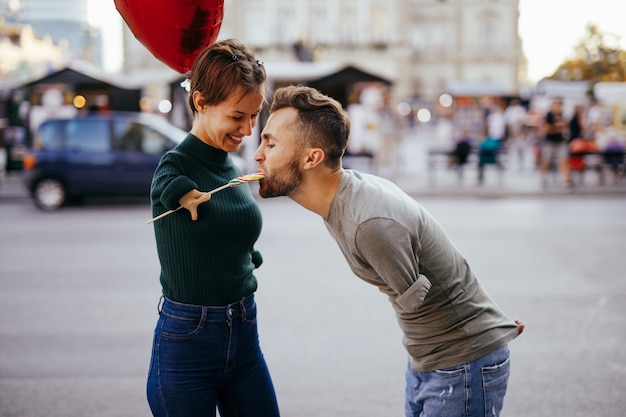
[1,188,626,417]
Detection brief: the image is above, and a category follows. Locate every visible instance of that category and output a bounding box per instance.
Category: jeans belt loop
[239,297,247,321]
[157,295,164,314]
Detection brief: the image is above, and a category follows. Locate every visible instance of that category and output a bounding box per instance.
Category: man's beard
[258,158,302,198]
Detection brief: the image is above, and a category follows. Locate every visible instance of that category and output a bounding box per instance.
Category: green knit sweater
[150,134,262,306]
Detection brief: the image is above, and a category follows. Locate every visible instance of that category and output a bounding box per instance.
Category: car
[23,111,187,210]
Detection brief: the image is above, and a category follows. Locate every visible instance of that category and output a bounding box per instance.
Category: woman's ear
[192,91,205,112]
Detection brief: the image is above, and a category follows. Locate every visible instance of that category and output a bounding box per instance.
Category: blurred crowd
[453,96,626,188]
[2,82,625,192]
[345,88,626,189]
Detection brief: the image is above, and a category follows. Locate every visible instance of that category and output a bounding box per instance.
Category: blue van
[24,111,187,210]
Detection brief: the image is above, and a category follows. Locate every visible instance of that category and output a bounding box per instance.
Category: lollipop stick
[146,206,183,224]
[146,183,235,224]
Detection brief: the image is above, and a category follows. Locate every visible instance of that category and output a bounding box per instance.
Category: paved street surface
[1,132,625,417]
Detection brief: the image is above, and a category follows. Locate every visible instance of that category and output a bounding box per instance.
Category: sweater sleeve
[151,155,198,210]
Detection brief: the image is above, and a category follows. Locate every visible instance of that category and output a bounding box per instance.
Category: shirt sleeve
[355,218,422,296]
[355,217,433,312]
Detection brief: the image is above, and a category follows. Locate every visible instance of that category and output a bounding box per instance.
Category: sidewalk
[2,167,626,203]
[387,130,626,198]
[3,115,626,200]
[394,162,626,199]
[0,172,28,200]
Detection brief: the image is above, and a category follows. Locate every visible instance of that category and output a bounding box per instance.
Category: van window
[38,121,64,150]
[113,120,169,155]
[65,119,110,153]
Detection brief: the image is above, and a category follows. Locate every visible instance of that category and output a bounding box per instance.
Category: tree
[550,23,626,83]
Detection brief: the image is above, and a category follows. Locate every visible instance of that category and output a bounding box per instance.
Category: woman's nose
[240,121,252,137]
[253,147,262,161]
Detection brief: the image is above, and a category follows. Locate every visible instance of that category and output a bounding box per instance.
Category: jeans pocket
[434,364,466,378]
[482,355,510,416]
[159,313,204,340]
[482,356,510,390]
[242,301,258,324]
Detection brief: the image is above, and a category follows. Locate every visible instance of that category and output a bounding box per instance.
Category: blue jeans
[147,295,280,417]
[405,345,511,417]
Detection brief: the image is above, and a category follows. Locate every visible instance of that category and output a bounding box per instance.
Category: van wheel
[33,178,66,210]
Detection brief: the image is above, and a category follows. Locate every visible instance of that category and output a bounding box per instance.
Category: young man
[540,98,570,187]
[253,86,524,417]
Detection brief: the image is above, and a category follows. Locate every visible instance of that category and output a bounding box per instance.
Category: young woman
[147,38,280,417]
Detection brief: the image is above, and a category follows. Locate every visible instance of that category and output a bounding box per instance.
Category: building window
[479,20,497,50]
[278,7,298,47]
[410,24,427,51]
[371,6,391,47]
[340,6,358,48]
[477,8,501,52]
[243,6,270,47]
[309,6,328,45]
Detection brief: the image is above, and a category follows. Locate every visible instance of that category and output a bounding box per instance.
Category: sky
[89,1,626,83]
[518,0,626,82]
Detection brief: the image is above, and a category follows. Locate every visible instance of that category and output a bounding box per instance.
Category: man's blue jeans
[146,295,280,417]
[405,345,511,417]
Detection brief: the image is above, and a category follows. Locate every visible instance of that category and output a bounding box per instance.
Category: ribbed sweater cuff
[161,176,198,209]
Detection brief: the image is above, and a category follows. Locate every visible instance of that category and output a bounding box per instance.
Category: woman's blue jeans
[405,345,511,417]
[146,295,280,417]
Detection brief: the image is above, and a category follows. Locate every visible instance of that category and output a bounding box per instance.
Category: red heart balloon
[114,0,224,74]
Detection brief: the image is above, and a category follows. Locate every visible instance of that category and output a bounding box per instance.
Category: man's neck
[290,169,343,219]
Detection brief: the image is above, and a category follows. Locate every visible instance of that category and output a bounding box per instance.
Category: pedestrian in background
[540,98,570,188]
[375,89,404,180]
[449,128,472,181]
[0,118,7,183]
[254,85,524,417]
[504,98,529,169]
[568,104,586,143]
[565,104,589,184]
[485,99,507,143]
[147,38,280,417]
[477,128,503,185]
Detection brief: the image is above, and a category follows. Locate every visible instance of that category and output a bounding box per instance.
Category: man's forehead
[265,108,297,133]
[271,107,298,121]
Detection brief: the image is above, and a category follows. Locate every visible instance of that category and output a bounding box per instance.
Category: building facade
[218,0,527,101]
[0,19,67,85]
[0,0,103,68]
[1,0,528,105]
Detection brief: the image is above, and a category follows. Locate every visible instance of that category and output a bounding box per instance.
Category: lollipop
[229,173,266,185]
[146,173,265,224]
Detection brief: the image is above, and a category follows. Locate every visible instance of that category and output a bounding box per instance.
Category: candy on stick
[228,173,265,185]
[146,173,265,224]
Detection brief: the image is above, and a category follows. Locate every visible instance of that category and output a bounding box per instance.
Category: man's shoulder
[338,170,419,219]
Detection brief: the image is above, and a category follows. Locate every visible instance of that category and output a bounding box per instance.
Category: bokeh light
[73,95,86,109]
[416,108,432,123]
[438,93,453,107]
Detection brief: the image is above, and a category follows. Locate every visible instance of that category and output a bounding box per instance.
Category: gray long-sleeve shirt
[324,170,519,372]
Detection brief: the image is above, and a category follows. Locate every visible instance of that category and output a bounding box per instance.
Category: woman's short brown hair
[187,38,267,114]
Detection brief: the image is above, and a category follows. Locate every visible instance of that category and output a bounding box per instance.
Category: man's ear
[303,148,325,170]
